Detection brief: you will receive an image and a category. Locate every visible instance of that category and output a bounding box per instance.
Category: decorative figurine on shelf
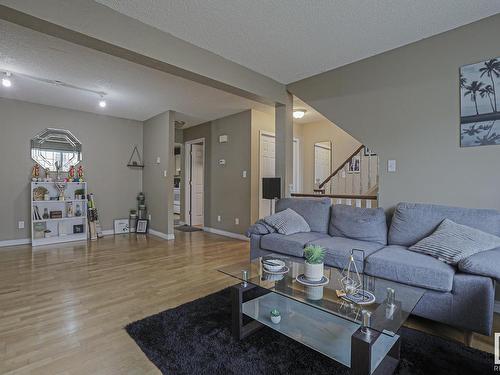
[32,164,40,181]
[44,167,52,182]
[75,204,82,217]
[66,165,75,183]
[55,161,62,181]
[67,202,74,218]
[42,208,49,220]
[77,165,84,182]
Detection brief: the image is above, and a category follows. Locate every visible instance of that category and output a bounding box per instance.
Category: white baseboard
[0,238,31,248]
[494,301,500,314]
[203,227,249,241]
[149,229,175,240]
[101,229,114,236]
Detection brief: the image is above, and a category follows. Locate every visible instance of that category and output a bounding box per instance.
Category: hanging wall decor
[127,145,144,168]
[460,57,500,147]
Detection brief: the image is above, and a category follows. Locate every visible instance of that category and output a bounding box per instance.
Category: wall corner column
[275,92,294,197]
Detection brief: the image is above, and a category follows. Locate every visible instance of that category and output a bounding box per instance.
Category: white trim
[203,227,249,241]
[149,229,175,240]
[184,138,205,227]
[494,301,500,314]
[101,229,114,236]
[0,238,31,248]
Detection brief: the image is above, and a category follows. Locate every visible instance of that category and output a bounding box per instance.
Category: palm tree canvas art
[460,57,500,147]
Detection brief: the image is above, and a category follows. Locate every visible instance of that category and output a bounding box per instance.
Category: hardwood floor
[0,231,496,374]
[0,232,246,374]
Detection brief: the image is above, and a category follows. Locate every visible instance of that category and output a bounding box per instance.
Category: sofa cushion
[263,208,310,235]
[329,204,387,245]
[409,219,500,265]
[365,245,456,292]
[308,236,385,271]
[260,232,330,258]
[459,247,500,280]
[276,198,331,233]
[388,202,500,247]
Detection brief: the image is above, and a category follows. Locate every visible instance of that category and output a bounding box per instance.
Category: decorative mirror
[314,141,332,188]
[31,128,82,172]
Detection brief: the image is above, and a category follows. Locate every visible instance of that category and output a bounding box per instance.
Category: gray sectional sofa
[249,198,500,337]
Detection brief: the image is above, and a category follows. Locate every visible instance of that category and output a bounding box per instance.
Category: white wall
[0,97,143,241]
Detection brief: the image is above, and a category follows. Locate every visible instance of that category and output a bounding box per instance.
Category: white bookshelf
[31,181,88,247]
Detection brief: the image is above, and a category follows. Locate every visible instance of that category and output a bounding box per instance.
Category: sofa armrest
[458,247,500,281]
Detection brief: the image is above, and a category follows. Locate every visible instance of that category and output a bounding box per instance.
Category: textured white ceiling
[0,20,272,125]
[96,0,500,83]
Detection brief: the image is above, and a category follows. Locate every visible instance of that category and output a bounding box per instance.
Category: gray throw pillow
[263,208,311,235]
[329,204,387,245]
[409,219,500,265]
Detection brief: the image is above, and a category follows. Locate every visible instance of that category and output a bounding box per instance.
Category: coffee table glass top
[218,255,425,337]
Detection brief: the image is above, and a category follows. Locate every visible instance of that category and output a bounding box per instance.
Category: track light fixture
[2,72,12,88]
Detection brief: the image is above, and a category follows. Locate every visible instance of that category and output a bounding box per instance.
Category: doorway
[185,138,205,227]
[259,131,300,218]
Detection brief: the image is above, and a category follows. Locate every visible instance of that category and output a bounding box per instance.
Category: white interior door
[190,143,204,226]
[259,133,275,218]
[314,144,331,191]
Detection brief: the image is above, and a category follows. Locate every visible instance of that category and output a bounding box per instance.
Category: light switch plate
[219,134,228,143]
[218,159,226,166]
[235,218,239,225]
[18,221,24,229]
[156,157,161,164]
[388,159,397,172]
[217,215,221,222]
[242,170,247,178]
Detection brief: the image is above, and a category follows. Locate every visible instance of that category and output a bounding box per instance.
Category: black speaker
[262,177,281,200]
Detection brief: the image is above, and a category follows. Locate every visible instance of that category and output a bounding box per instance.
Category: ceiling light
[293,109,306,119]
[98,96,107,108]
[2,72,12,88]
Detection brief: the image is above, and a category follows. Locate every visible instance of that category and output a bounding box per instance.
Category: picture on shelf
[460,57,500,147]
[73,224,84,234]
[136,219,149,234]
[114,219,130,234]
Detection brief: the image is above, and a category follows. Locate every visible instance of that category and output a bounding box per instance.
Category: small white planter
[270,315,281,324]
[304,261,324,281]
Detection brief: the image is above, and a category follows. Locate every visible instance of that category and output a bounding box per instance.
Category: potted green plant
[270,308,281,324]
[303,244,325,281]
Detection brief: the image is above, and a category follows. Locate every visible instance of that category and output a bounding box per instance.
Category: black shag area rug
[125,288,493,375]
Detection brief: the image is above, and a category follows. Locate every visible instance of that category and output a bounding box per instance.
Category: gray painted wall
[142,111,174,235]
[209,111,252,234]
[180,111,253,234]
[0,97,143,241]
[288,14,500,211]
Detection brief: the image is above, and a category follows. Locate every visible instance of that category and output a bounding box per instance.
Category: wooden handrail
[291,193,378,200]
[319,144,365,189]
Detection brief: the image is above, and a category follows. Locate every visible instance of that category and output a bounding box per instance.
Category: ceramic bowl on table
[262,259,286,272]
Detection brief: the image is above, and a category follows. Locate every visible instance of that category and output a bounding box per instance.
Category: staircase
[292,145,379,208]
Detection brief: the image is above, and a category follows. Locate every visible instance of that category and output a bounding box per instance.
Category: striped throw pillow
[409,219,500,265]
[263,208,311,235]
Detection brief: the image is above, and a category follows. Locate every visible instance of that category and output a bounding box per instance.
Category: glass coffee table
[218,255,424,375]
